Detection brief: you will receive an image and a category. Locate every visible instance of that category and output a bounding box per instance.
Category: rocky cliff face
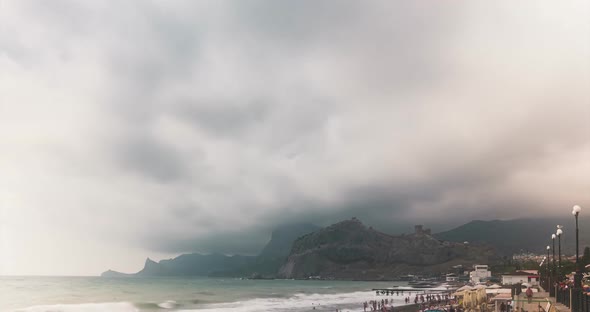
[100,269,133,277]
[258,223,321,260]
[241,223,320,278]
[279,219,497,280]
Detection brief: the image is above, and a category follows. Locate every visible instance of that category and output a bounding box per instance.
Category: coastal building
[501,271,540,286]
[469,264,491,284]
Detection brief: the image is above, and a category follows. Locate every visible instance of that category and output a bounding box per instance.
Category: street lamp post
[547,245,551,290]
[552,234,556,296]
[557,227,563,281]
[573,205,582,288]
[552,235,556,279]
[572,205,582,312]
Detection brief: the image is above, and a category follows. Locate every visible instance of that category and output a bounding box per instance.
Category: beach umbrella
[457,285,473,291]
[471,290,478,307]
[463,291,472,307]
[477,288,487,305]
[473,285,486,289]
[487,284,502,289]
[452,290,465,296]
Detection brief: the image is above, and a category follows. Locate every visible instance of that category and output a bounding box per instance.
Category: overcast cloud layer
[1,1,589,275]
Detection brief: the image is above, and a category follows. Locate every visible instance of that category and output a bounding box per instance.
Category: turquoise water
[0,277,413,311]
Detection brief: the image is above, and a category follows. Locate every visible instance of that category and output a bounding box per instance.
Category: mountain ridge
[433,217,583,255]
[102,217,587,278]
[278,218,498,279]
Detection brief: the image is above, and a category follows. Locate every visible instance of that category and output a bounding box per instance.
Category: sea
[0,277,420,312]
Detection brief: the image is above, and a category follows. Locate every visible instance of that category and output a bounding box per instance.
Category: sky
[0,0,589,276]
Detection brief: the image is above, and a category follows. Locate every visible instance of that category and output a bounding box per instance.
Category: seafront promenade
[393,290,572,312]
[388,286,572,312]
[516,288,570,312]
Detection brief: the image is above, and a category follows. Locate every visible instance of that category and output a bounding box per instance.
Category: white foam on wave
[183,290,407,312]
[158,300,178,309]
[15,302,139,312]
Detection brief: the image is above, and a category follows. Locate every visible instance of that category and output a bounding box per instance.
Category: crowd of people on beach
[358,293,458,312]
[362,298,394,311]
[412,293,453,305]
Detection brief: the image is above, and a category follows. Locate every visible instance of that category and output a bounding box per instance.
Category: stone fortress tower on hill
[414,225,431,235]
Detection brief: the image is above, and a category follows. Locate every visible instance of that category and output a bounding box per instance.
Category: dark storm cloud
[114,134,189,182]
[146,228,272,255]
[234,0,454,93]
[1,0,588,274]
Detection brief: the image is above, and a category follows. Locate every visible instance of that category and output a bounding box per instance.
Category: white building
[470,264,492,284]
[501,271,540,286]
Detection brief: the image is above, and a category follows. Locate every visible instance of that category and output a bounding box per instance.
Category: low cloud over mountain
[0,0,588,275]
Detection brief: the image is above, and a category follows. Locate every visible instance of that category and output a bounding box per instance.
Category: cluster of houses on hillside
[455,264,540,286]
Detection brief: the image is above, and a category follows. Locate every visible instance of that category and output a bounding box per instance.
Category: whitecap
[182,290,408,312]
[157,300,178,309]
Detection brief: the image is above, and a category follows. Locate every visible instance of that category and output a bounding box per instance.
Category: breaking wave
[17,290,412,312]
